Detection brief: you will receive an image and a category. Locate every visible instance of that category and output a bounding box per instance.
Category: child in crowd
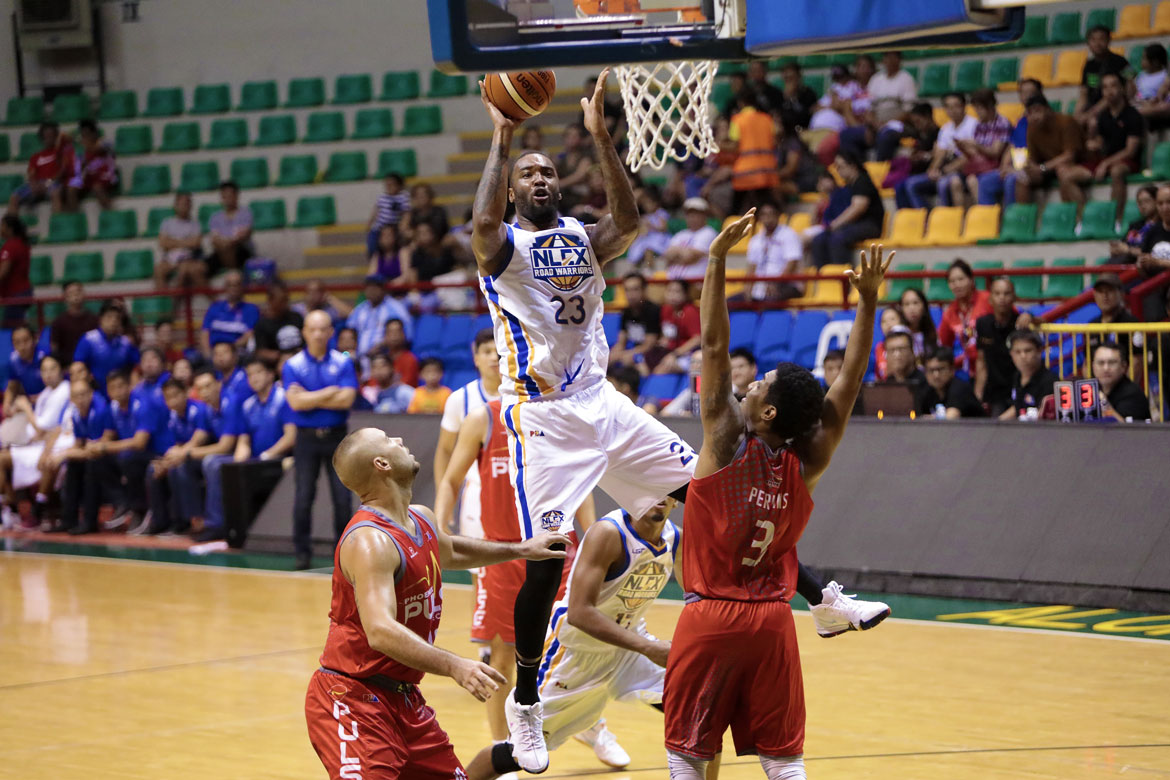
[406,357,450,414]
[626,187,672,266]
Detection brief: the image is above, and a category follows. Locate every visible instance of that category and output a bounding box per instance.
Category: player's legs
[729,601,805,760]
[485,633,514,740]
[305,670,408,779]
[474,558,524,740]
[760,755,806,780]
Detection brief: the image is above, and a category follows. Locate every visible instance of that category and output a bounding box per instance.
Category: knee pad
[760,754,805,780]
[667,751,708,780]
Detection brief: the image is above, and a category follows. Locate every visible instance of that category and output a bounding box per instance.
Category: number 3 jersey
[479,216,608,402]
[682,434,813,602]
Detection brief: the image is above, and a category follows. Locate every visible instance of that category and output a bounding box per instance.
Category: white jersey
[479,216,608,402]
[439,378,498,538]
[551,509,679,653]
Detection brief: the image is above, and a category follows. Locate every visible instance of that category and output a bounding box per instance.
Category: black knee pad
[491,742,522,774]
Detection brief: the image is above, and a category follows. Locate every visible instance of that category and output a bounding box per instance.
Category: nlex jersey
[479,217,695,535]
[537,509,680,749]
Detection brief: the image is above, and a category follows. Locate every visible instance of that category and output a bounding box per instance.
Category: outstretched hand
[519,533,573,560]
[709,208,756,261]
[478,80,520,132]
[581,68,611,138]
[847,243,893,300]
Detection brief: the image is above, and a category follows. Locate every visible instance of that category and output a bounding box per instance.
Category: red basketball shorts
[472,558,525,644]
[305,669,467,779]
[664,598,805,760]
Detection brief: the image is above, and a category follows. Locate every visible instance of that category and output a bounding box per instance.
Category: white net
[614,59,719,172]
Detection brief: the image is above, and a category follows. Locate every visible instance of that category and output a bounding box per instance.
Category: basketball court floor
[1,547,1167,780]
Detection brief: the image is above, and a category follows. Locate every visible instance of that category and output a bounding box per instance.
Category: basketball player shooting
[663,216,893,780]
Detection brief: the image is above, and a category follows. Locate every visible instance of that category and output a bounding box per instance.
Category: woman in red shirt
[938,259,991,373]
[652,279,702,375]
[0,215,33,327]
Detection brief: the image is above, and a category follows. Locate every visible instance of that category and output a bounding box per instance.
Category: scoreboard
[1054,379,1103,423]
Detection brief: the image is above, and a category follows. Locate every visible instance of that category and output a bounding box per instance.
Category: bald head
[303,309,334,355]
[332,427,419,497]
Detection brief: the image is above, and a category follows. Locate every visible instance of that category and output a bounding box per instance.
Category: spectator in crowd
[840,51,918,162]
[347,275,413,361]
[1074,25,1137,123]
[610,273,662,372]
[520,126,544,151]
[729,348,759,396]
[0,354,70,529]
[883,103,939,200]
[949,88,1013,208]
[1139,183,1170,269]
[917,346,984,419]
[939,259,992,374]
[881,327,926,387]
[1001,330,1056,420]
[1112,184,1158,263]
[873,306,910,380]
[407,357,451,414]
[1088,273,1143,358]
[200,270,260,357]
[606,365,655,413]
[362,352,414,413]
[91,368,152,532]
[659,347,704,417]
[168,369,240,535]
[775,119,822,196]
[697,117,739,217]
[729,91,779,212]
[151,318,184,365]
[0,215,32,326]
[367,224,408,285]
[809,65,870,140]
[652,279,702,375]
[746,201,803,301]
[626,187,671,267]
[142,378,211,534]
[132,347,170,424]
[662,198,717,280]
[283,310,358,570]
[777,61,819,130]
[155,191,206,289]
[366,173,411,258]
[171,357,193,388]
[1084,72,1145,224]
[974,277,1024,417]
[404,221,457,312]
[292,278,347,326]
[108,296,138,346]
[746,61,785,114]
[1135,43,1170,127]
[75,301,140,393]
[402,183,450,243]
[821,348,845,389]
[374,318,420,387]
[719,72,749,119]
[66,119,118,211]
[802,171,849,246]
[207,180,254,273]
[987,78,1044,208]
[554,124,596,212]
[898,92,977,209]
[6,121,73,216]
[336,327,359,359]
[210,343,249,407]
[811,152,884,267]
[4,324,46,420]
[1092,343,1151,422]
[1016,96,1087,211]
[253,278,305,364]
[54,378,109,535]
[854,54,877,89]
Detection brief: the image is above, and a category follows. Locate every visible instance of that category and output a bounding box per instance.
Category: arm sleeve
[244,304,261,329]
[337,358,359,389]
[201,305,215,331]
[73,336,90,364]
[938,309,957,347]
[280,360,296,388]
[646,304,662,335]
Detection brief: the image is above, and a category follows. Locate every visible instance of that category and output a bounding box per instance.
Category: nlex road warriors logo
[529,232,593,292]
[540,510,565,531]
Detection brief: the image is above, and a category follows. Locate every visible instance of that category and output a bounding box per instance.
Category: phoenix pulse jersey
[480,216,608,401]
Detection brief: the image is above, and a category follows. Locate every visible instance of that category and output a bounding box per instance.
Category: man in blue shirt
[89,369,153,531]
[202,357,296,544]
[74,302,140,394]
[200,269,260,357]
[345,275,413,359]
[143,379,212,535]
[282,310,358,569]
[52,379,110,535]
[211,340,251,404]
[3,324,46,420]
[132,347,169,409]
[167,368,239,537]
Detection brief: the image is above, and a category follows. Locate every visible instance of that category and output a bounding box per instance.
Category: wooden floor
[1,552,1168,780]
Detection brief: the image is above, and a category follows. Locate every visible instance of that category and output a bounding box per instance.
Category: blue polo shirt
[138,399,171,456]
[7,347,46,396]
[74,329,140,392]
[154,399,212,452]
[206,395,238,442]
[281,348,358,428]
[203,299,260,347]
[131,373,169,411]
[219,366,252,405]
[69,394,110,442]
[105,397,153,442]
[228,385,293,455]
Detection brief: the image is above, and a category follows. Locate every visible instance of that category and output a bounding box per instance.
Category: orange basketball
[484,70,557,122]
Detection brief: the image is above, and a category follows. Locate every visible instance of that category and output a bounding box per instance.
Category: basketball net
[614,59,718,172]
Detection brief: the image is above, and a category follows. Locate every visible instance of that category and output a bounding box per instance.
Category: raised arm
[693,211,757,480]
[421,504,569,571]
[582,70,640,264]
[471,84,519,276]
[434,406,488,534]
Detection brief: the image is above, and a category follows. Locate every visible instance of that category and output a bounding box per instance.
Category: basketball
[483,70,557,122]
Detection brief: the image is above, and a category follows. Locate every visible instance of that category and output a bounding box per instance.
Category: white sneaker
[574,718,630,769]
[810,581,891,638]
[103,507,134,531]
[127,511,152,536]
[1,505,19,530]
[505,692,549,774]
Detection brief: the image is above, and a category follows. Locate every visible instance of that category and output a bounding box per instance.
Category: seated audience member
[0,215,33,326]
[253,278,305,364]
[50,281,100,362]
[745,60,785,115]
[1084,73,1145,224]
[200,270,260,357]
[950,88,1013,208]
[803,172,848,245]
[211,341,250,405]
[1015,96,1087,212]
[1092,343,1150,422]
[1139,184,1170,275]
[367,224,409,284]
[54,379,110,535]
[1002,330,1056,420]
[1074,25,1137,122]
[362,353,414,414]
[207,180,254,272]
[728,91,779,213]
[1112,185,1157,264]
[610,273,662,372]
[1088,273,1143,358]
[729,348,758,397]
[4,324,46,418]
[155,191,206,289]
[659,347,704,417]
[404,221,457,312]
[775,119,822,196]
[6,121,73,216]
[811,152,884,268]
[130,346,169,437]
[839,51,918,163]
[626,187,671,267]
[606,365,657,414]
[885,103,938,200]
[873,306,910,381]
[336,327,359,360]
[347,275,413,361]
[91,369,152,531]
[899,288,938,361]
[652,279,701,375]
[662,198,717,280]
[67,120,118,211]
[0,355,70,530]
[1135,43,1170,127]
[152,317,185,365]
[366,173,411,257]
[406,358,451,414]
[939,259,992,374]
[400,183,449,241]
[983,79,1044,208]
[776,60,818,130]
[808,65,869,138]
[975,277,1025,417]
[881,327,926,388]
[554,124,596,212]
[292,278,347,326]
[374,318,419,386]
[898,92,977,209]
[143,379,212,535]
[520,126,544,151]
[918,347,984,419]
[170,357,193,389]
[168,369,240,534]
[75,301,140,393]
[821,348,845,389]
[746,202,803,302]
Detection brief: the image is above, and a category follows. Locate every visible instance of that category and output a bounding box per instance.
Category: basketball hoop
[614,59,719,172]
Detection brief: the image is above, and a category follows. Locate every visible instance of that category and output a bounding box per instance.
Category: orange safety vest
[731,107,779,192]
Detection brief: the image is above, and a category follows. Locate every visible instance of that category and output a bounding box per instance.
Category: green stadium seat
[237,80,278,111]
[829,52,855,67]
[376,148,417,178]
[45,213,88,244]
[230,157,270,189]
[427,70,468,98]
[95,209,137,240]
[16,132,40,161]
[1131,141,1170,181]
[380,71,421,101]
[333,74,373,104]
[159,121,201,152]
[131,296,174,324]
[143,207,174,238]
[249,199,288,231]
[1016,15,1049,48]
[6,96,44,126]
[1079,201,1120,240]
[712,81,734,111]
[30,254,52,287]
[191,83,231,114]
[920,64,952,97]
[294,195,337,227]
[717,61,747,77]
[351,108,394,139]
[954,60,985,92]
[276,154,318,186]
[207,118,249,149]
[114,124,152,156]
[110,249,154,281]
[666,217,687,234]
[197,203,219,232]
[988,57,1020,88]
[884,262,924,302]
[63,252,104,282]
[1121,198,1142,229]
[303,111,346,143]
[52,93,91,122]
[1050,12,1083,44]
[143,87,184,117]
[927,261,953,302]
[0,135,9,163]
[903,66,919,83]
[1045,257,1087,298]
[401,105,442,135]
[1084,8,1116,33]
[128,164,172,196]
[1010,258,1044,299]
[1128,44,1144,73]
[801,54,829,68]
[1090,255,1112,286]
[804,74,825,97]
[981,203,1037,244]
[1034,202,1078,242]
[98,90,138,120]
[285,77,326,108]
[180,160,221,192]
[971,260,1004,290]
[0,174,20,202]
[324,151,368,182]
[256,114,297,146]
[1049,100,1064,114]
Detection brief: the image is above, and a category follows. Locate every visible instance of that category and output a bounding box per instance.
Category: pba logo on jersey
[529,232,593,292]
[540,510,565,531]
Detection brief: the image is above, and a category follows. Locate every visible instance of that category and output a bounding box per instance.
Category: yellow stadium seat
[1053,50,1088,87]
[1116,4,1152,38]
[864,161,893,196]
[932,105,978,127]
[809,264,852,306]
[999,102,1025,125]
[1155,0,1170,33]
[787,211,813,233]
[886,208,927,246]
[921,206,964,246]
[721,214,763,254]
[1020,53,1055,87]
[959,205,1001,244]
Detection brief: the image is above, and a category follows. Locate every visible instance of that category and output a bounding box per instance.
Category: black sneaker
[193,527,225,543]
[68,524,96,536]
[295,553,313,571]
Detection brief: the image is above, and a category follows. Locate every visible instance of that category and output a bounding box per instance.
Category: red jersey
[478,399,521,542]
[0,238,32,298]
[319,505,443,683]
[939,290,992,374]
[660,302,701,351]
[681,434,813,601]
[27,142,74,183]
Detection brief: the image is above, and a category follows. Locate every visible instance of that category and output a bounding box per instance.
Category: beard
[517,195,560,225]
